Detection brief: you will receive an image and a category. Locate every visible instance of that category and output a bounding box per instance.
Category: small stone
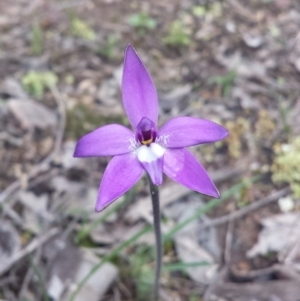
[243,33,263,48]
[278,196,295,213]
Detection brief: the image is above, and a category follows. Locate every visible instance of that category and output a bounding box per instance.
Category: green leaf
[22,71,58,98]
[75,188,136,244]
[163,20,191,46]
[192,6,207,17]
[128,12,157,34]
[70,17,96,40]
[68,226,153,301]
[209,70,236,97]
[164,176,259,240]
[31,24,43,56]
[163,261,210,271]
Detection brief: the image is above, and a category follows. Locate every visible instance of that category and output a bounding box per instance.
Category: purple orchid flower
[74,45,228,212]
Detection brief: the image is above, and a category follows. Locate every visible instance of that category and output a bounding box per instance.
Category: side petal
[96,153,144,211]
[74,124,136,157]
[163,148,220,198]
[122,44,158,129]
[158,117,228,148]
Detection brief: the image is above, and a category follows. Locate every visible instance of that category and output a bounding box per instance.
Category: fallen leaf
[247,213,300,259]
[0,221,21,264]
[8,99,57,130]
[63,250,118,301]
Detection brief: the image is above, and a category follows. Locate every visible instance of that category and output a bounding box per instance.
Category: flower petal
[74,124,136,157]
[158,117,228,148]
[96,153,144,211]
[137,143,165,185]
[122,44,158,128]
[163,148,220,198]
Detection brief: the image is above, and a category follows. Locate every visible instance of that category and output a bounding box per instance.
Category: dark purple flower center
[136,117,157,146]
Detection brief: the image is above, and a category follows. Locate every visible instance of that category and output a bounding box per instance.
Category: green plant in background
[224,117,249,158]
[192,3,222,19]
[128,12,157,34]
[64,74,75,85]
[69,226,153,301]
[29,256,49,301]
[269,24,281,38]
[70,16,96,40]
[189,294,199,301]
[192,5,207,17]
[22,71,58,98]
[75,188,136,244]
[208,2,222,18]
[163,261,210,272]
[98,35,119,59]
[130,246,154,301]
[209,70,236,97]
[163,20,191,46]
[129,250,209,301]
[31,23,43,56]
[164,177,258,240]
[66,103,127,140]
[272,137,300,198]
[68,177,258,301]
[276,78,291,136]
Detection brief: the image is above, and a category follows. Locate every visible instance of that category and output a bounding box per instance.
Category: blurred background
[0,0,300,300]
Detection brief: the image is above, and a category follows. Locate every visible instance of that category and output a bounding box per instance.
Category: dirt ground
[0,0,300,300]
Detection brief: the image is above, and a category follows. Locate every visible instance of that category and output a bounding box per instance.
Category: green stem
[147,176,162,301]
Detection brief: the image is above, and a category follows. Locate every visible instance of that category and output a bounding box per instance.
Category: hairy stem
[147,176,162,301]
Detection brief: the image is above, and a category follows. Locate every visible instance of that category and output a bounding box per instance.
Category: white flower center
[137,142,165,163]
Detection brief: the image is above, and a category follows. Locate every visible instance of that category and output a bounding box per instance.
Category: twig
[0,182,21,205]
[117,282,132,299]
[0,146,54,205]
[125,166,244,224]
[18,249,42,299]
[0,132,23,146]
[49,85,66,157]
[0,169,59,230]
[68,226,152,301]
[113,287,121,301]
[1,206,23,227]
[0,228,59,275]
[54,0,91,10]
[0,85,66,205]
[283,219,300,264]
[198,188,290,231]
[227,0,258,22]
[231,264,300,282]
[0,276,16,288]
[203,267,228,301]
[224,221,234,264]
[18,264,34,299]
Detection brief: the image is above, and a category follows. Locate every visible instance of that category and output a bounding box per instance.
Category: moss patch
[272,137,300,198]
[66,103,127,139]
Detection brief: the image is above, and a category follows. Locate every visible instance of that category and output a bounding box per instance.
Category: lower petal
[163,148,220,198]
[97,153,144,211]
[137,143,165,185]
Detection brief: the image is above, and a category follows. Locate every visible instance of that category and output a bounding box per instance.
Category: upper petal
[122,44,158,129]
[74,124,136,157]
[158,117,228,148]
[96,153,144,211]
[163,148,220,198]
